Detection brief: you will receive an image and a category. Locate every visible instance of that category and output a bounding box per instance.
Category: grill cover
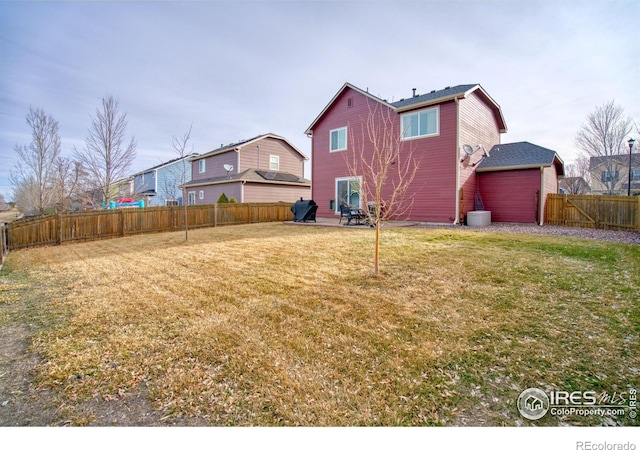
[291,198,318,222]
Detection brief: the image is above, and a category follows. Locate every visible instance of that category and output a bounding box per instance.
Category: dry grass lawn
[1,223,638,426]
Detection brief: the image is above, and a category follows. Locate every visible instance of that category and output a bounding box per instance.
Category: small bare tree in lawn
[73,95,136,205]
[575,100,632,194]
[346,103,419,276]
[170,124,194,241]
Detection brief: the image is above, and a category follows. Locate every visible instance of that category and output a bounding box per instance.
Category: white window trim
[334,176,362,214]
[199,159,206,173]
[188,191,196,205]
[269,155,280,170]
[198,190,204,200]
[330,126,348,152]
[400,105,440,141]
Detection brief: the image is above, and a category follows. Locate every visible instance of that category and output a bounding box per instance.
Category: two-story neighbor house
[305,82,564,224]
[589,154,640,195]
[132,154,198,206]
[183,133,311,204]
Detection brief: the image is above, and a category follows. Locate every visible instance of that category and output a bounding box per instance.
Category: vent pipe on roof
[412,88,417,98]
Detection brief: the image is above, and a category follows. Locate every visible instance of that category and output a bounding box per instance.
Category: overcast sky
[1,0,638,200]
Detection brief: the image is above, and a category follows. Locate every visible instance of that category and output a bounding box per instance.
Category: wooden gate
[545,194,640,230]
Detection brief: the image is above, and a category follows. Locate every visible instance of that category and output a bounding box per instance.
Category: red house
[305,82,563,224]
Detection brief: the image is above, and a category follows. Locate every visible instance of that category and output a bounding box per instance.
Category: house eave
[476,163,552,173]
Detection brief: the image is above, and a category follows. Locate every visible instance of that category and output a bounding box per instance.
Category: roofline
[394,84,507,133]
[476,154,564,173]
[304,82,507,135]
[192,133,308,161]
[304,82,392,135]
[183,179,311,188]
[131,153,199,177]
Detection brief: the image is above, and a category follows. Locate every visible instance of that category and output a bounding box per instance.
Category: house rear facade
[305,82,564,224]
[183,133,311,204]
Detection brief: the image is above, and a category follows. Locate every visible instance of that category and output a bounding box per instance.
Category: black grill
[290,198,318,222]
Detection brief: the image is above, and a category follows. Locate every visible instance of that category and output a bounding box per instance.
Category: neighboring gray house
[132,153,198,206]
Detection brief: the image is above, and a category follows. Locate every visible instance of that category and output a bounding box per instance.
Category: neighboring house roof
[131,153,199,177]
[191,133,308,162]
[475,141,565,175]
[304,82,507,134]
[559,177,591,194]
[182,168,311,188]
[588,153,640,171]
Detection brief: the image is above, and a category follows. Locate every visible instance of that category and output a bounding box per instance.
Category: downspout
[257,144,260,169]
[453,97,461,225]
[241,180,246,203]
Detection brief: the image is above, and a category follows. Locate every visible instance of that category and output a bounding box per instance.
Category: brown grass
[1,223,639,425]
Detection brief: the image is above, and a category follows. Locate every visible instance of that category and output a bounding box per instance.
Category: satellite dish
[460,144,474,162]
[223,164,233,172]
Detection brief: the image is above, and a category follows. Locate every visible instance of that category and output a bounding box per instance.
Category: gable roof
[182,168,311,188]
[131,153,199,177]
[475,141,564,175]
[304,82,507,134]
[588,153,640,171]
[192,133,308,161]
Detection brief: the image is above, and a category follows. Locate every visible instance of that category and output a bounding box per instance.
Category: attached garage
[475,142,564,224]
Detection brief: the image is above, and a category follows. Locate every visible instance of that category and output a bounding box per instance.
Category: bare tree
[576,101,632,194]
[10,107,62,215]
[562,156,591,194]
[53,157,88,212]
[170,124,194,240]
[346,103,419,275]
[73,95,137,205]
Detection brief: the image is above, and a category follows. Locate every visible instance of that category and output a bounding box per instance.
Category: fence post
[213,203,218,228]
[120,209,125,237]
[637,196,640,232]
[57,213,62,245]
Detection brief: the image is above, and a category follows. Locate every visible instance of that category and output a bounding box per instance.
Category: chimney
[412,88,417,98]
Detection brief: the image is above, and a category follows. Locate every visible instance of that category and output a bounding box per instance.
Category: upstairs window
[601,170,619,183]
[401,107,439,140]
[269,155,280,170]
[199,159,206,173]
[330,127,347,152]
[631,168,640,181]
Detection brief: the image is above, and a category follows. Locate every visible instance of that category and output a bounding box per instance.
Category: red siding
[478,169,540,223]
[311,87,459,222]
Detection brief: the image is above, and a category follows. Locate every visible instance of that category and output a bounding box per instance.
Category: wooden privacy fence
[545,194,640,231]
[6,202,294,250]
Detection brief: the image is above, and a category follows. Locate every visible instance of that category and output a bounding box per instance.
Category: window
[188,192,196,205]
[199,159,206,173]
[601,170,619,183]
[401,107,439,140]
[269,155,280,170]
[335,177,361,213]
[631,169,640,181]
[199,190,204,200]
[165,199,178,206]
[330,127,347,152]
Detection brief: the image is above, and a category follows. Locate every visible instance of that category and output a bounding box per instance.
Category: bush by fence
[545,194,640,231]
[6,202,294,250]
